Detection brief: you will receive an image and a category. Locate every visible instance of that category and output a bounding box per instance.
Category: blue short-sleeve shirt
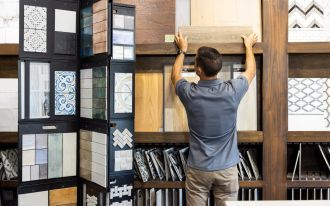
[175,75,249,171]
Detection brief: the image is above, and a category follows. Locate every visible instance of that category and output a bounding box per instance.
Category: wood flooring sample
[49,187,77,206]
[114,0,175,44]
[135,73,163,132]
[191,0,262,41]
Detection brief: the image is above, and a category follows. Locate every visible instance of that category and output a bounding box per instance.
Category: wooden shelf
[0,180,18,188]
[0,44,19,55]
[136,43,263,55]
[135,131,263,144]
[0,132,18,144]
[288,132,330,143]
[134,180,263,189]
[287,181,330,188]
[288,43,330,54]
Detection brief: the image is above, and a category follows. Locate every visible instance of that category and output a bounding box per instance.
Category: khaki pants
[185,165,238,206]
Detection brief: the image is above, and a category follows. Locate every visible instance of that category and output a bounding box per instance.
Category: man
[172,32,258,206]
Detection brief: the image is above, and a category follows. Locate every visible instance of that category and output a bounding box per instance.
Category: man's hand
[241,33,258,49]
[175,32,188,52]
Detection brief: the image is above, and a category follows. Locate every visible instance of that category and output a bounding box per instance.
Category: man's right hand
[241,33,258,49]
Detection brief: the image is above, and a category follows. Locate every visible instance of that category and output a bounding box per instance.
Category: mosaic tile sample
[49,187,77,206]
[114,150,133,172]
[55,71,76,115]
[0,149,18,180]
[23,5,47,52]
[29,62,50,119]
[22,133,77,182]
[0,0,19,43]
[55,9,76,33]
[110,184,133,199]
[288,78,330,131]
[80,130,107,187]
[325,79,330,127]
[80,67,107,120]
[83,183,107,206]
[113,129,133,149]
[114,73,133,113]
[80,6,93,56]
[288,0,330,42]
[0,78,18,131]
[18,191,48,206]
[93,0,108,54]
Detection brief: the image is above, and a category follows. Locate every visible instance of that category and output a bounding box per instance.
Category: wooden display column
[262,0,288,200]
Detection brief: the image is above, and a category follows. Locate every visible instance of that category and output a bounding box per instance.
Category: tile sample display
[0,0,19,43]
[29,62,50,119]
[288,78,330,131]
[288,0,330,42]
[93,0,108,54]
[21,133,77,182]
[0,149,18,180]
[114,150,133,172]
[80,67,107,120]
[80,6,93,56]
[55,71,76,115]
[18,191,48,206]
[190,0,262,41]
[23,5,47,52]
[135,73,163,132]
[49,187,77,206]
[80,129,107,187]
[0,78,18,131]
[114,73,133,113]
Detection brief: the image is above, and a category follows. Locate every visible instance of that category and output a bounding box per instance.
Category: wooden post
[262,0,288,199]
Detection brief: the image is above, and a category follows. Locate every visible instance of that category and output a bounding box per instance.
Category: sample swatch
[80,6,93,56]
[55,71,76,115]
[0,78,18,131]
[114,73,133,113]
[0,0,19,43]
[114,150,133,172]
[93,0,108,54]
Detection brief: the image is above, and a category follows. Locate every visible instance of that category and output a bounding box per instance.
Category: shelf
[135,131,263,144]
[288,132,330,143]
[0,132,18,144]
[287,181,330,188]
[0,180,18,188]
[134,180,263,189]
[136,43,263,55]
[0,44,19,55]
[288,43,330,54]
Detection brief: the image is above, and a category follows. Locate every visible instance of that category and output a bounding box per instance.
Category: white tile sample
[22,150,35,166]
[63,133,77,177]
[22,134,35,150]
[0,0,19,43]
[324,79,330,127]
[30,165,40,180]
[124,46,134,60]
[114,73,133,113]
[175,0,190,32]
[113,45,124,60]
[110,200,133,206]
[22,166,31,182]
[113,128,133,149]
[113,30,134,45]
[0,78,18,131]
[114,150,133,171]
[55,9,76,33]
[110,184,133,199]
[114,14,125,29]
[18,191,48,206]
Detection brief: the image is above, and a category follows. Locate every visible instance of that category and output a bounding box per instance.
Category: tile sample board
[0,0,19,43]
[190,0,262,41]
[21,132,77,182]
[289,0,330,42]
[114,73,133,114]
[80,129,107,188]
[18,186,77,206]
[0,78,18,131]
[289,78,330,131]
[80,67,107,120]
[55,71,76,115]
[114,0,175,44]
[135,73,163,132]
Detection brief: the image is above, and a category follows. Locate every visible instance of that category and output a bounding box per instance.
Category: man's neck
[199,75,218,81]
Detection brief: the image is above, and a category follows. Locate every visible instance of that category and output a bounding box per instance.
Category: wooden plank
[190,0,262,41]
[0,180,18,188]
[289,54,330,78]
[136,43,263,55]
[135,131,263,144]
[0,132,18,144]
[287,181,330,188]
[262,0,288,200]
[288,131,330,143]
[0,44,19,55]
[288,43,330,53]
[179,26,253,43]
[134,180,263,189]
[0,56,18,78]
[114,0,175,44]
[135,73,163,132]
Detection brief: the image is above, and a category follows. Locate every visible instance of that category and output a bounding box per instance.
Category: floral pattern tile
[55,71,76,115]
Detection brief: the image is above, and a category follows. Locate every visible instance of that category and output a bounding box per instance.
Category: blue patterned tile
[55,71,76,115]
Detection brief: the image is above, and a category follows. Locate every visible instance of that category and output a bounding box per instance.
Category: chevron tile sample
[288,78,330,131]
[18,191,48,206]
[114,73,133,113]
[29,62,50,119]
[0,79,18,131]
[49,187,77,206]
[23,5,47,52]
[80,129,107,187]
[288,0,330,42]
[0,0,19,43]
[55,71,76,115]
[113,128,133,149]
[80,67,107,120]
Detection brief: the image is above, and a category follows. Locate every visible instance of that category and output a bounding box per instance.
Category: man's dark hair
[196,47,223,77]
